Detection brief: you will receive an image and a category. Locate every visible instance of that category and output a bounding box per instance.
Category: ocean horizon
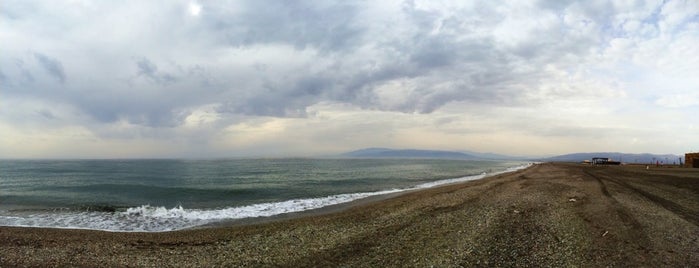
[0,158,530,232]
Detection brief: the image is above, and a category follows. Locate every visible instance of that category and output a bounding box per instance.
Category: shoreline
[0,163,532,232]
[194,165,530,230]
[2,163,698,267]
[194,189,412,229]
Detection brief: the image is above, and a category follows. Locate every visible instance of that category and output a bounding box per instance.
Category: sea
[0,158,530,232]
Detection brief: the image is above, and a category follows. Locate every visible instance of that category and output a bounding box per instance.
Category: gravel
[2,163,698,267]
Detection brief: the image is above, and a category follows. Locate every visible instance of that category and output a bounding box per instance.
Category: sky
[1,0,698,158]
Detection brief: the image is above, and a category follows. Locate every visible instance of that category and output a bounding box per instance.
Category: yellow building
[685,153,699,168]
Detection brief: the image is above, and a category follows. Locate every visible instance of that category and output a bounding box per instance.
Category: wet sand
[1,163,698,267]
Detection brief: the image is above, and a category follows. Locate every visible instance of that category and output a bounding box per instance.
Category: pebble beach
[2,163,698,267]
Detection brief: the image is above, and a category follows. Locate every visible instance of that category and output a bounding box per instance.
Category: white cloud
[655,94,699,108]
[183,104,221,127]
[660,0,699,33]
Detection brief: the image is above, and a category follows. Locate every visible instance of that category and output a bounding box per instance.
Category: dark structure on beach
[685,152,699,168]
[591,157,621,165]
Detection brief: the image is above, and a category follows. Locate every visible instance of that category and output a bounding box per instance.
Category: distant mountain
[341,148,478,159]
[459,150,526,160]
[544,152,683,164]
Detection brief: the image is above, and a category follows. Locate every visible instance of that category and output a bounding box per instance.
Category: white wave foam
[0,189,403,232]
[414,173,487,188]
[122,188,403,223]
[0,163,533,232]
[415,162,532,188]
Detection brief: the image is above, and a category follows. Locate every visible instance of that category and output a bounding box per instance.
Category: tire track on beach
[586,169,699,227]
[605,169,699,199]
[583,169,644,230]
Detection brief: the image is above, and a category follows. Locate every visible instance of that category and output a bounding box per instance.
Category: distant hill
[544,152,683,164]
[459,150,526,160]
[341,148,478,160]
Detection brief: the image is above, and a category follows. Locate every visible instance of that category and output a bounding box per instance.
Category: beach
[1,162,698,267]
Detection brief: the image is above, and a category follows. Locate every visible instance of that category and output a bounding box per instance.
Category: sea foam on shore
[0,163,532,232]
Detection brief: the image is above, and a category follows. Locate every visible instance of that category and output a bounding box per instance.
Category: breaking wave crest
[0,163,532,232]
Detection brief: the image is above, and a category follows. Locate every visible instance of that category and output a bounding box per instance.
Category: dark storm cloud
[34,53,66,83]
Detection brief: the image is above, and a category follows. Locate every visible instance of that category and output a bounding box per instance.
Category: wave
[0,189,404,232]
[0,163,532,232]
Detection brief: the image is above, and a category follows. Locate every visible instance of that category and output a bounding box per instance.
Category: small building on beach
[685,152,699,168]
[591,157,621,165]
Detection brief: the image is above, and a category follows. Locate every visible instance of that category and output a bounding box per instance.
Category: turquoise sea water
[0,158,529,232]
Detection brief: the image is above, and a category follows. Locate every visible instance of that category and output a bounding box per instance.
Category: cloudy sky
[1,0,698,158]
